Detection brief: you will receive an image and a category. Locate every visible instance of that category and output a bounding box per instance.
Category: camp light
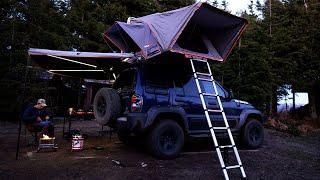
[68,108,74,115]
[131,94,143,112]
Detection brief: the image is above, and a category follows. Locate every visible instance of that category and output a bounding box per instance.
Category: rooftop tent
[106,21,161,58]
[104,2,248,61]
[28,48,134,80]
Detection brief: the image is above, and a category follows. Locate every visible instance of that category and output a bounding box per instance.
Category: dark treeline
[0,0,319,121]
[212,0,320,121]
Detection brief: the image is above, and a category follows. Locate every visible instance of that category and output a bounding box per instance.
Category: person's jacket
[22,106,40,124]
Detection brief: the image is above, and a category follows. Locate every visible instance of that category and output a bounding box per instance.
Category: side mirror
[228,89,234,99]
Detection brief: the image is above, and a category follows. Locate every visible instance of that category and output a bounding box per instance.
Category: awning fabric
[28,48,134,79]
[105,2,248,62]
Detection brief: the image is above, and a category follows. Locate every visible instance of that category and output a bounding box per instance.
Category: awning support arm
[47,54,97,68]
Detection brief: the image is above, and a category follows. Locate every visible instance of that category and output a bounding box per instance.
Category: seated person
[22,99,54,137]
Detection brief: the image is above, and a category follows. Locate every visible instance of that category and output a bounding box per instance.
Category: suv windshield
[113,69,136,90]
[201,81,229,98]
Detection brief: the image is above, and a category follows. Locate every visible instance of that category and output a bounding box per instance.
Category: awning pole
[16,56,29,160]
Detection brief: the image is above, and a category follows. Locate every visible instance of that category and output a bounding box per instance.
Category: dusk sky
[199,0,263,14]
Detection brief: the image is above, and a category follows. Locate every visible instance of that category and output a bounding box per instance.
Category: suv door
[173,71,239,134]
[172,70,204,132]
[200,81,239,129]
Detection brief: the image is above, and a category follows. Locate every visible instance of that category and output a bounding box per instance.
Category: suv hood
[233,99,256,109]
[234,99,251,105]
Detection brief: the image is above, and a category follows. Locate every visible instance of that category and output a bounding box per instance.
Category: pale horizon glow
[198,0,262,15]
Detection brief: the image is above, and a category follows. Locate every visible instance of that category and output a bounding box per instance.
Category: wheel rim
[249,125,261,144]
[159,129,178,154]
[97,96,107,116]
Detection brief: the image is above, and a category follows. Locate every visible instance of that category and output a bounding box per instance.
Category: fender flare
[238,109,263,128]
[144,106,189,132]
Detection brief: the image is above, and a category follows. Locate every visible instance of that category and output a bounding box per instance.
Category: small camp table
[62,108,94,138]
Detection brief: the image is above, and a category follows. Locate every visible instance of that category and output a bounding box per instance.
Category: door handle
[208,100,217,105]
[175,97,186,102]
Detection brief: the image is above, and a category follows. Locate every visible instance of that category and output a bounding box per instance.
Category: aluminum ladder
[190,58,246,180]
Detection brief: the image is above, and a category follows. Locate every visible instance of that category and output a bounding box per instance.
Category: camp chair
[24,124,40,146]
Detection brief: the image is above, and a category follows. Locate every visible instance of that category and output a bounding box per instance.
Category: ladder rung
[219,145,235,148]
[207,109,223,113]
[195,72,211,76]
[225,165,242,170]
[210,127,229,130]
[197,77,212,82]
[201,93,218,97]
[192,59,208,62]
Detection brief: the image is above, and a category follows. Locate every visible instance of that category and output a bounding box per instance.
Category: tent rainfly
[105,2,248,62]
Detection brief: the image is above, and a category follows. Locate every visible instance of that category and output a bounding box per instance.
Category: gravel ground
[0,119,319,180]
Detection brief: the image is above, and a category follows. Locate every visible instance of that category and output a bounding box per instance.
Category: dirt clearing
[0,119,319,179]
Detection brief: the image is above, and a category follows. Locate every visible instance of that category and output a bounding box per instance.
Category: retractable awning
[28,48,134,79]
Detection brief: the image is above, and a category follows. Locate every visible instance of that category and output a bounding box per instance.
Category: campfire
[38,134,57,152]
[41,134,53,140]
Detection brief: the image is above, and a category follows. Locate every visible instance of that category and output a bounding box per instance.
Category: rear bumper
[116,112,147,133]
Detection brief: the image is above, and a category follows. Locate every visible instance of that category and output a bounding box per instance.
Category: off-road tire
[147,119,184,159]
[93,88,121,126]
[241,118,264,149]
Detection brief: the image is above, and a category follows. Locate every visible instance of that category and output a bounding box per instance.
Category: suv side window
[144,65,171,87]
[201,81,227,98]
[216,83,227,98]
[183,78,199,97]
[143,64,173,95]
[113,69,136,90]
[172,65,198,97]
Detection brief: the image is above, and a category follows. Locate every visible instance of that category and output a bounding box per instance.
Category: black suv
[93,58,266,159]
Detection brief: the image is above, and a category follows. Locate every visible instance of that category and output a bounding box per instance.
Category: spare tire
[93,88,121,126]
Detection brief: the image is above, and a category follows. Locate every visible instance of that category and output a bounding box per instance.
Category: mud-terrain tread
[147,119,184,159]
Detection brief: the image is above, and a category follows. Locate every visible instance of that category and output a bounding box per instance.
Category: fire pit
[37,135,57,152]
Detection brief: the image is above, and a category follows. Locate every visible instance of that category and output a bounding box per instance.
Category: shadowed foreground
[0,119,319,179]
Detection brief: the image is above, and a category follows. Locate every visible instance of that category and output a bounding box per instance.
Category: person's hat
[37,99,47,107]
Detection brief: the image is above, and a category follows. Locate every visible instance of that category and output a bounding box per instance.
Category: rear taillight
[131,94,143,112]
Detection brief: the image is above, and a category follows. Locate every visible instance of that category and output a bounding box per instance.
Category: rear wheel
[147,119,184,159]
[241,119,264,149]
[93,88,121,126]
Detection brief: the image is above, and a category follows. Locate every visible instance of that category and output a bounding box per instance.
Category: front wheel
[241,119,264,149]
[147,119,184,159]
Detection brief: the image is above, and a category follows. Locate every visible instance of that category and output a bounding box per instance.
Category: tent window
[176,23,209,54]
